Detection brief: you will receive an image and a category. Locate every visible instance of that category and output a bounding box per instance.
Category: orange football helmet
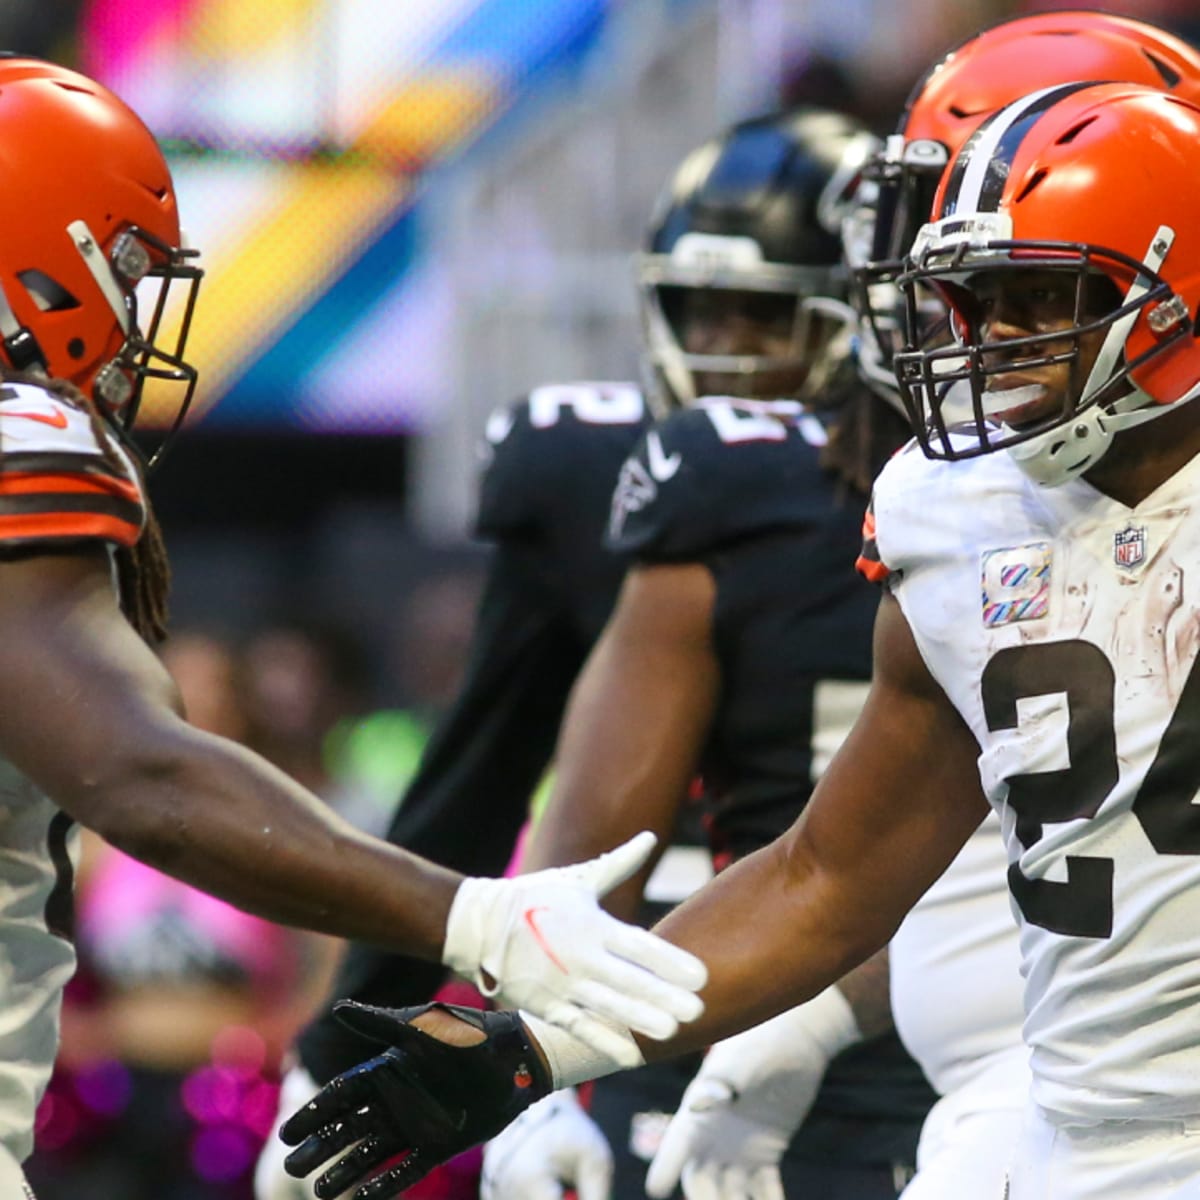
[894,83,1200,486]
[0,57,201,445]
[848,11,1200,399]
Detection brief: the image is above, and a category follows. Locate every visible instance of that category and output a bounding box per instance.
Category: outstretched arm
[642,590,987,1053]
[0,547,706,1058]
[0,548,456,953]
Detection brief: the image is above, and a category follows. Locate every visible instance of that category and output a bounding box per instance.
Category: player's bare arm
[0,545,706,1061]
[0,545,459,953]
[523,558,897,1028]
[643,590,989,1054]
[521,561,719,918]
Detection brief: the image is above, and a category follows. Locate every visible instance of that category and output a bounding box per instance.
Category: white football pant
[1007,1102,1200,1200]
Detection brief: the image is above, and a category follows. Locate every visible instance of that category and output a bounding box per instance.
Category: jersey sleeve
[296,539,590,1083]
[475,399,545,540]
[855,496,890,585]
[0,384,144,552]
[855,439,961,588]
[607,400,831,563]
[476,383,647,541]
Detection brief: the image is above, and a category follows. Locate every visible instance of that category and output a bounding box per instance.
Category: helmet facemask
[894,220,1191,485]
[636,109,878,418]
[845,7,1200,413]
[637,238,857,416]
[85,224,203,467]
[845,138,952,404]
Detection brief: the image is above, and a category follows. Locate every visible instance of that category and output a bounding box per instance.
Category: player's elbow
[60,719,210,868]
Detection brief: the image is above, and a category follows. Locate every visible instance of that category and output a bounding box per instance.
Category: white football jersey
[0,761,78,1164]
[870,439,1200,1123]
[890,811,1025,1098]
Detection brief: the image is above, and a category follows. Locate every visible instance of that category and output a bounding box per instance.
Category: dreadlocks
[0,370,171,645]
[820,381,913,500]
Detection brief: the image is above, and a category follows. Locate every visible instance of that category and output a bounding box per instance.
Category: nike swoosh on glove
[481,1089,613,1200]
[645,988,860,1200]
[280,1002,551,1200]
[442,831,707,1064]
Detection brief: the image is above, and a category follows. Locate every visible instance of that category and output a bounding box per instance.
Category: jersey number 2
[982,639,1200,938]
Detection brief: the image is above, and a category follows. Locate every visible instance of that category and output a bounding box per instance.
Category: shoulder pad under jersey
[856,435,1009,587]
[0,381,144,551]
[476,382,649,540]
[607,398,834,561]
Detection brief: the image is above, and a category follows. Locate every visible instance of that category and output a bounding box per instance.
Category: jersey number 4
[982,639,1200,938]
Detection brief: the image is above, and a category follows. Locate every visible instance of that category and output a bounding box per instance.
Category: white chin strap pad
[1004,408,1114,487]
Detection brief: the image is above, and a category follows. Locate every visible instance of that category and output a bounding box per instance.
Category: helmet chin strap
[1005,225,1189,487]
[1080,224,1174,419]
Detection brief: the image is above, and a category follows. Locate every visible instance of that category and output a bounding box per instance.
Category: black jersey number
[982,639,1200,938]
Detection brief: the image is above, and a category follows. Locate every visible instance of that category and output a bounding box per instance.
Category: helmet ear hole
[17,270,78,313]
[1143,50,1181,88]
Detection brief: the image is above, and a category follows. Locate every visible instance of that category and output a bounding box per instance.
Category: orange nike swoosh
[523,906,568,974]
[1,410,68,429]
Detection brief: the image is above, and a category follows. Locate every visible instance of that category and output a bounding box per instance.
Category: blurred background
[6,0,1197,1195]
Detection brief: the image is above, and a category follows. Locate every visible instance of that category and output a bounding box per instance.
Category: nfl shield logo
[1114,525,1146,570]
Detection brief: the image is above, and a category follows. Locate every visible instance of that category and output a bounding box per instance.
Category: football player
[278,82,1200,1200]
[645,13,1200,1200]
[0,57,710,1199]
[500,107,935,1200]
[255,373,662,1200]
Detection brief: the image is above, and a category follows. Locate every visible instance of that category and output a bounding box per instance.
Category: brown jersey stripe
[0,450,139,485]
[0,491,143,521]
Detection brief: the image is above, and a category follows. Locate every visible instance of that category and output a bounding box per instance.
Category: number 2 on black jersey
[982,639,1200,938]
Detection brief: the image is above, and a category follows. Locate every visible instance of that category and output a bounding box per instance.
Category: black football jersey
[297,383,651,1084]
[608,398,935,1167]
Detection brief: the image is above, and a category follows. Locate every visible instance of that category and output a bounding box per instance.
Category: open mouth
[982,382,1050,427]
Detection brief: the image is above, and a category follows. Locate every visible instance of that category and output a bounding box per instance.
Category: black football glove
[279,1000,552,1200]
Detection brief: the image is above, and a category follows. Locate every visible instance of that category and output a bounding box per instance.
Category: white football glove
[443,831,707,1066]
[481,1089,613,1200]
[645,988,861,1200]
[254,1065,349,1200]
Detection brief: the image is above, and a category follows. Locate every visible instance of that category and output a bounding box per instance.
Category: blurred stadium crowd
[2,0,1198,1197]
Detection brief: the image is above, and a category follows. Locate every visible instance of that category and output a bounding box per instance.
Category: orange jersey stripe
[862,508,877,540]
[0,510,141,547]
[0,470,142,505]
[855,554,890,584]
